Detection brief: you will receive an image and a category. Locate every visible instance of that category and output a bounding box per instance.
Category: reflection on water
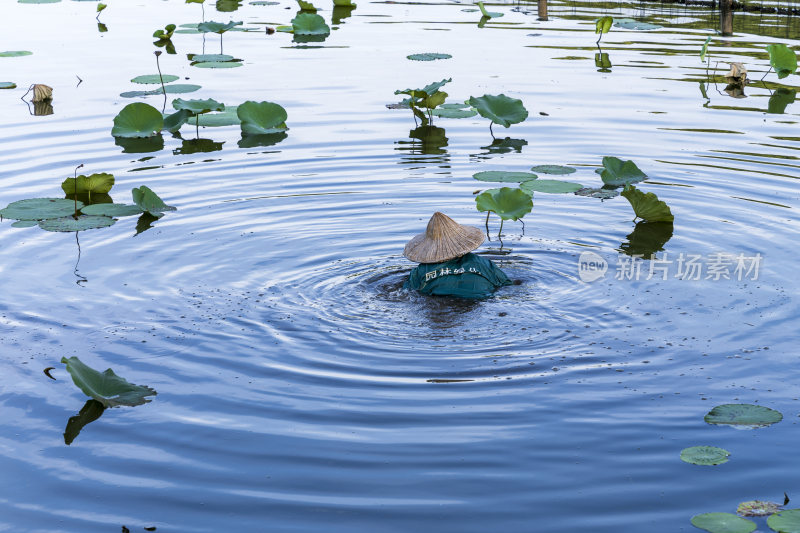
[115,135,165,154]
[64,400,106,445]
[595,51,612,72]
[618,222,674,257]
[173,138,225,155]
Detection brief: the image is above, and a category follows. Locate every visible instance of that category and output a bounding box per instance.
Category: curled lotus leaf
[736,500,782,517]
[197,20,243,34]
[395,78,451,99]
[468,94,528,128]
[690,513,756,533]
[197,106,241,126]
[297,0,317,11]
[172,98,225,115]
[767,509,800,533]
[237,101,288,134]
[680,445,730,465]
[61,173,115,196]
[80,204,144,217]
[112,103,164,138]
[621,185,674,223]
[39,215,116,232]
[1,198,83,220]
[520,179,583,194]
[32,84,52,102]
[596,16,613,34]
[291,13,330,35]
[530,164,576,175]
[61,356,156,407]
[473,171,538,183]
[132,185,176,218]
[475,187,533,221]
[704,404,783,428]
[163,109,192,133]
[131,74,179,84]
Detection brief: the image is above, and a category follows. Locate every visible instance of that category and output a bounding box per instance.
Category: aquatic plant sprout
[595,16,612,44]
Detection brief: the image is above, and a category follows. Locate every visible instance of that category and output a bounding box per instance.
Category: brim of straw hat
[403,213,485,263]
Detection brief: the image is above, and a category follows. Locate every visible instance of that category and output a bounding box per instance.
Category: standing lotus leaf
[596,16,613,34]
[197,20,243,34]
[766,44,798,79]
[172,98,225,115]
[767,509,800,533]
[475,187,532,221]
[132,185,176,218]
[112,103,164,138]
[297,0,317,12]
[680,445,730,465]
[476,2,503,18]
[291,13,330,35]
[621,185,674,223]
[704,404,783,428]
[597,156,647,186]
[237,101,288,134]
[1,198,83,220]
[61,356,157,408]
[468,94,528,128]
[690,513,756,533]
[61,173,115,196]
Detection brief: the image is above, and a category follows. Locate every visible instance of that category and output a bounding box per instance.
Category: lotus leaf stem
[485,211,491,241]
[154,52,167,113]
[761,67,772,81]
[498,218,504,238]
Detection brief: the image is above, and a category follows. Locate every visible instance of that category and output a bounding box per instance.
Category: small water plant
[96,2,106,21]
[475,186,532,238]
[620,185,674,223]
[291,13,331,41]
[596,156,647,187]
[394,78,451,127]
[197,20,243,53]
[172,97,226,136]
[153,24,176,41]
[763,43,798,80]
[468,93,528,138]
[62,356,157,408]
[595,16,612,45]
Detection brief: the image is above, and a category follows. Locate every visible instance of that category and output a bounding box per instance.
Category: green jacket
[404,253,512,299]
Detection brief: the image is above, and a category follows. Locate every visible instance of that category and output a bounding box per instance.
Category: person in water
[403,212,512,298]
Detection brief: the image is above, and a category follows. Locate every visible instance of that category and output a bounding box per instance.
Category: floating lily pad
[530,164,576,175]
[197,20,243,34]
[520,179,583,194]
[131,74,179,84]
[237,101,288,134]
[39,215,116,232]
[613,18,662,30]
[19,0,61,4]
[61,356,156,408]
[112,103,164,138]
[291,13,330,35]
[120,84,202,98]
[191,54,235,62]
[80,203,144,217]
[251,1,279,4]
[473,171,538,183]
[737,500,782,517]
[132,185,176,217]
[597,156,647,186]
[430,107,476,118]
[621,185,674,223]
[0,51,33,57]
[439,103,470,109]
[476,1,502,18]
[704,404,783,428]
[691,513,756,533]
[407,53,452,61]
[0,82,16,89]
[197,106,240,126]
[11,220,39,228]
[767,44,798,79]
[1,198,83,220]
[469,93,528,128]
[61,173,115,196]
[193,61,243,68]
[680,445,730,465]
[575,187,619,199]
[475,187,532,221]
[767,509,800,532]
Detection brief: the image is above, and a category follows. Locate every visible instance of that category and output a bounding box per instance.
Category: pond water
[1,0,799,531]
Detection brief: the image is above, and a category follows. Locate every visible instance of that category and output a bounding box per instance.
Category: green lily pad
[197,20,243,34]
[333,0,355,5]
[191,54,235,62]
[291,13,330,35]
[1,198,83,220]
[120,84,202,98]
[439,103,470,109]
[131,74,179,84]
[11,220,39,228]
[704,404,783,428]
[407,53,452,61]
[80,203,144,217]
[468,94,528,128]
[475,187,533,221]
[575,187,619,199]
[237,101,288,134]
[39,215,116,232]
[680,446,730,465]
[395,79,451,100]
[61,173,115,196]
[173,98,225,115]
[0,51,33,57]
[597,156,647,186]
[613,18,662,30]
[0,82,16,89]
[768,509,800,532]
[251,1,280,4]
[596,16,613,34]
[132,185,176,217]
[767,44,798,79]
[476,1,502,18]
[621,185,674,223]
[430,108,476,118]
[530,164,576,175]
[197,106,240,126]
[737,500,782,517]
[19,0,60,3]
[61,356,156,408]
[520,179,583,194]
[275,25,294,33]
[112,103,164,138]
[193,61,243,68]
[691,513,756,533]
[473,171,538,183]
[163,109,192,133]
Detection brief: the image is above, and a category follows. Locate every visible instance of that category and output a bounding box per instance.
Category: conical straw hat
[404,212,485,263]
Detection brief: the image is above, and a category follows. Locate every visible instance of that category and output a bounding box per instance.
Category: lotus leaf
[191,54,235,62]
[237,101,288,134]
[473,171,538,183]
[163,109,192,133]
[439,103,470,109]
[39,215,116,232]
[251,1,280,4]
[132,185,176,217]
[81,203,144,217]
[153,24,176,40]
[97,3,106,12]
[768,509,800,532]
[468,94,528,128]
[531,164,576,175]
[680,445,730,465]
[701,36,712,61]
[112,103,164,138]
[476,2,503,18]
[1,198,83,220]
[61,173,115,196]
[621,185,674,223]
[430,108,476,118]
[575,187,619,199]
[690,513,756,533]
[0,51,33,57]
[193,61,243,68]
[173,98,225,115]
[0,82,16,89]
[121,84,202,98]
[297,0,317,11]
[596,16,613,34]
[197,106,241,126]
[61,356,156,408]
[407,53,452,61]
[333,0,355,6]
[197,20,243,34]
[736,500,782,517]
[766,44,798,79]
[395,78,451,100]
[613,18,662,30]
[475,187,532,221]
[704,404,783,428]
[418,91,448,110]
[186,0,205,3]
[19,0,60,3]
[597,156,647,186]
[131,74,179,84]
[520,179,583,194]
[11,220,39,228]
[291,13,330,35]
[276,25,294,33]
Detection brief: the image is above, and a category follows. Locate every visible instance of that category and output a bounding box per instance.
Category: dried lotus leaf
[32,83,53,102]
